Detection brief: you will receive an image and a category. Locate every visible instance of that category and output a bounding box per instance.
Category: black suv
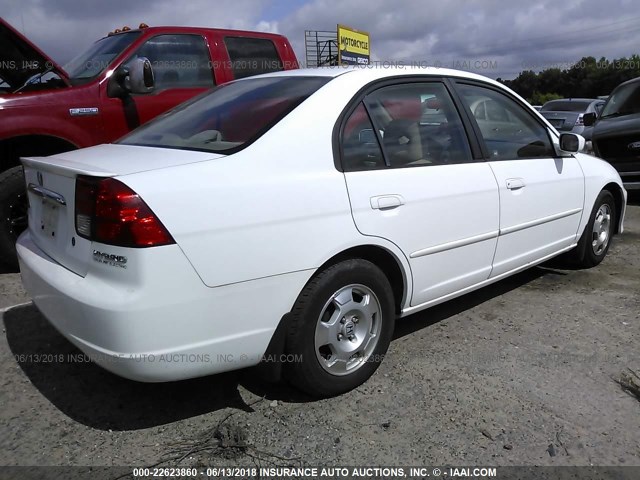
[585,77,640,190]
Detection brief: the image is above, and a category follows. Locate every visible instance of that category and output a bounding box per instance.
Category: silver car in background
[540,98,606,141]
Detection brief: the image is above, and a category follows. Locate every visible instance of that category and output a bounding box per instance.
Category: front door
[455,82,585,277]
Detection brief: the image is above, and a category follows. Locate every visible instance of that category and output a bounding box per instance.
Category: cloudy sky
[2,0,639,79]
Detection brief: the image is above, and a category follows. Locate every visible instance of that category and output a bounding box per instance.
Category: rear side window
[341,103,385,171]
[341,82,473,171]
[224,37,283,79]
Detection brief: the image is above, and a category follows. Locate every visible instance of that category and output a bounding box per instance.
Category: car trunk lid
[540,111,580,131]
[21,144,223,276]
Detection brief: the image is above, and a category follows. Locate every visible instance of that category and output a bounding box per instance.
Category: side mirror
[559,133,585,153]
[128,57,155,94]
[107,65,130,98]
[583,112,597,127]
[107,57,154,98]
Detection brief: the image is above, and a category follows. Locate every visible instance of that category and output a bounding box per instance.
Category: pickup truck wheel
[0,166,27,269]
[570,190,616,268]
[285,259,395,398]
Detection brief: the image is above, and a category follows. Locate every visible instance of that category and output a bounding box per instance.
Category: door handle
[370,195,405,210]
[506,178,525,190]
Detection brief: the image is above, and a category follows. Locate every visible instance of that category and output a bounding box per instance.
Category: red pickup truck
[0,18,298,267]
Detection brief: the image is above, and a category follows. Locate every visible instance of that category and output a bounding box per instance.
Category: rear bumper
[16,231,310,382]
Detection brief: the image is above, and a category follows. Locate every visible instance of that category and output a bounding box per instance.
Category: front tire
[0,166,28,269]
[285,259,395,397]
[570,190,616,268]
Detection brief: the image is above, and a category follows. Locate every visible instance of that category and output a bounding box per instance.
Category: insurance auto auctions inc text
[254,466,497,478]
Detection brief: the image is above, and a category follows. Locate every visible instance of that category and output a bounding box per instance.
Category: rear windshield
[541,100,592,112]
[120,76,330,154]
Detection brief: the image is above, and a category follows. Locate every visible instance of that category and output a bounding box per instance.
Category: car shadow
[3,304,261,431]
[3,265,564,431]
[392,266,563,340]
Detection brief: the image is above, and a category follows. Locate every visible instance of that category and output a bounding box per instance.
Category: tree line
[498,55,640,105]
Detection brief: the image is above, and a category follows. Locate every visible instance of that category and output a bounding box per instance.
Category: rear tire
[0,166,27,269]
[285,259,395,397]
[569,190,616,268]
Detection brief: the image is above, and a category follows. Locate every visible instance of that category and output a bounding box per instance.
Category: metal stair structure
[304,30,339,67]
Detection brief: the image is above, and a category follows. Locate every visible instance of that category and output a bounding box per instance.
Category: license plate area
[23,166,91,277]
[40,198,60,239]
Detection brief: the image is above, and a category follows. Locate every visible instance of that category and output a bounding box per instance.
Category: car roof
[253,65,507,88]
[103,25,290,41]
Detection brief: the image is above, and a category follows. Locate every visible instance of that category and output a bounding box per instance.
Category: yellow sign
[337,24,370,65]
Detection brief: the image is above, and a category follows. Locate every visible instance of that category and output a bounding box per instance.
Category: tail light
[75,176,174,247]
[575,114,584,126]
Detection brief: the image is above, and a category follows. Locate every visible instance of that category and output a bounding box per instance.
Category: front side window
[120,76,330,154]
[224,37,284,79]
[458,83,555,160]
[601,82,640,119]
[127,34,214,90]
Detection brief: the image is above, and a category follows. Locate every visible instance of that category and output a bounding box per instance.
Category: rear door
[454,81,584,277]
[339,80,500,307]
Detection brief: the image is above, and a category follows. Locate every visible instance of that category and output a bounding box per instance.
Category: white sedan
[17,67,626,397]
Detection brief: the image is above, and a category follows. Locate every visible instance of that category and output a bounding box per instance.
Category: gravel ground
[1,197,639,473]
